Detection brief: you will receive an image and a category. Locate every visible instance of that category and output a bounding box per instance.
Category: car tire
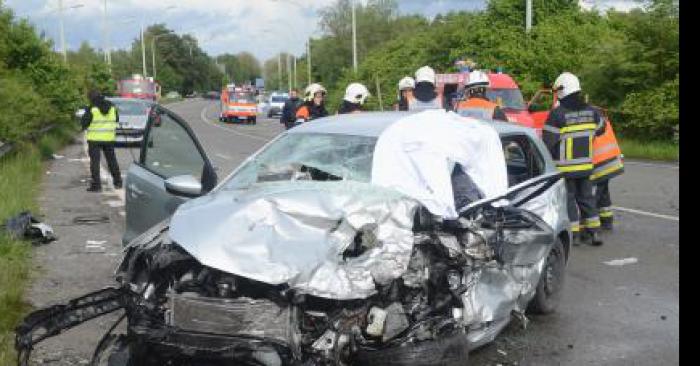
[251,117,257,125]
[353,331,469,366]
[527,237,566,315]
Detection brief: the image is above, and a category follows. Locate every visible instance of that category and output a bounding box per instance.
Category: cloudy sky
[4,0,644,62]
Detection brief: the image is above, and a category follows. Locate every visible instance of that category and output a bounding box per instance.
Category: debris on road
[51,153,64,160]
[72,215,110,225]
[85,240,106,253]
[2,211,57,245]
[603,257,639,266]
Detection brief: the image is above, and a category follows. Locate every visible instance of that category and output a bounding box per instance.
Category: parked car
[267,91,289,118]
[204,91,221,100]
[108,97,155,145]
[164,91,182,100]
[16,110,570,366]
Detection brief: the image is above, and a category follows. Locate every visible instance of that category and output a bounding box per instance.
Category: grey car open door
[122,105,217,245]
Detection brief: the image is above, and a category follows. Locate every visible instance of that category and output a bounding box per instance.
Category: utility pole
[141,22,147,76]
[307,38,311,85]
[105,0,111,66]
[526,0,532,33]
[277,53,282,91]
[59,0,66,62]
[293,55,297,89]
[352,0,357,73]
[287,54,292,92]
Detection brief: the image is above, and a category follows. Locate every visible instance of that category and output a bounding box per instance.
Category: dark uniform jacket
[542,93,605,178]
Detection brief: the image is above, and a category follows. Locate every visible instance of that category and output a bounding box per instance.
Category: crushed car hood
[169,181,419,300]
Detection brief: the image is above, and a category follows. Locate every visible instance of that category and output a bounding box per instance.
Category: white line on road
[199,103,269,142]
[612,206,679,222]
[215,153,232,160]
[624,161,679,170]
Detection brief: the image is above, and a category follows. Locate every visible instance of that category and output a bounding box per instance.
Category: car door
[122,105,217,245]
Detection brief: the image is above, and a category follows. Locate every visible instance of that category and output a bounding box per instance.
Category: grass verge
[618,138,679,162]
[0,127,75,364]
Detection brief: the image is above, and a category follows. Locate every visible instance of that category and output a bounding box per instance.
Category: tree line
[287,0,678,141]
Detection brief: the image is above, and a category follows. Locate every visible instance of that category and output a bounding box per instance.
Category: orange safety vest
[455,98,498,119]
[295,105,310,121]
[591,118,624,182]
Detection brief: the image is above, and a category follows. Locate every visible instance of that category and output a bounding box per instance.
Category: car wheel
[528,237,566,314]
[353,330,468,366]
[251,117,257,125]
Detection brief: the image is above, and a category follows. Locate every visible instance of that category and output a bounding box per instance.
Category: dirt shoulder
[25,137,126,365]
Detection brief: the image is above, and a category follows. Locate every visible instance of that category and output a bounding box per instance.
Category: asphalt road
[104,98,679,365]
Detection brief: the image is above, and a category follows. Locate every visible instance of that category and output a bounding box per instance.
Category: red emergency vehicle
[219,85,257,124]
[117,74,161,101]
[436,71,538,131]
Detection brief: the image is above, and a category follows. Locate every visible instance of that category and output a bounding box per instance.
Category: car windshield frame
[220,132,377,191]
[271,96,288,103]
[110,100,150,116]
[228,92,255,104]
[486,88,526,110]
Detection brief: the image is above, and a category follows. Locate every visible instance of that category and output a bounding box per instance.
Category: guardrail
[0,124,57,160]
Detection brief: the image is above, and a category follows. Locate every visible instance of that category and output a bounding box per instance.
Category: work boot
[601,217,613,231]
[86,185,102,192]
[588,229,604,246]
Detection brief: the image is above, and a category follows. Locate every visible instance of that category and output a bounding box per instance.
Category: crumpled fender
[15,287,133,365]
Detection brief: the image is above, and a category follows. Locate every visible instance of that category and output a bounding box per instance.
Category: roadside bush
[0,71,49,142]
[620,75,678,140]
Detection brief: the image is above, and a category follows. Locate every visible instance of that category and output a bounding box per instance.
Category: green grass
[619,138,679,162]
[0,128,74,364]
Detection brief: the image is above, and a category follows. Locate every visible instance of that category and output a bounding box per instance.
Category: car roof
[288,111,539,139]
[107,97,154,105]
[488,73,519,89]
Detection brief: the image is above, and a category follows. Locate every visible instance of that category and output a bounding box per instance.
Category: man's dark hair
[88,89,103,106]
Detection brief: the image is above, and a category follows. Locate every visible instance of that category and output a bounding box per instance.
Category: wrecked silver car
[16,109,571,365]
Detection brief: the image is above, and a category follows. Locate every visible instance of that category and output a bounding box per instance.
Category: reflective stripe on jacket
[591,118,624,182]
[86,106,117,142]
[456,98,497,120]
[542,106,605,178]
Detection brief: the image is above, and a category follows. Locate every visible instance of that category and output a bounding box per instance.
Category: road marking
[624,161,679,170]
[215,153,232,160]
[198,103,269,142]
[612,206,679,222]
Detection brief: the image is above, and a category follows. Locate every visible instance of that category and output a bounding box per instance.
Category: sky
[4,0,645,62]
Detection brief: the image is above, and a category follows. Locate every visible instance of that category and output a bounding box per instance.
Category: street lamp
[58,1,84,62]
[352,0,357,73]
[151,31,172,80]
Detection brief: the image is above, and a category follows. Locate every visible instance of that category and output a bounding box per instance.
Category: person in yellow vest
[455,70,508,121]
[542,72,606,246]
[591,117,624,230]
[80,90,122,192]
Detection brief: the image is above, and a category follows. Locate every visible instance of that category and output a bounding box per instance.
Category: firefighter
[295,83,328,124]
[591,117,624,230]
[81,89,122,192]
[542,72,606,246]
[338,83,370,114]
[281,88,302,129]
[396,76,415,111]
[409,66,443,110]
[455,70,508,121]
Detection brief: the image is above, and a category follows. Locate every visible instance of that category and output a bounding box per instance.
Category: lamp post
[151,32,172,80]
[58,1,84,62]
[352,0,357,73]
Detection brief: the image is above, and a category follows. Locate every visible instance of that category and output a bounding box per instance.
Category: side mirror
[164,175,203,198]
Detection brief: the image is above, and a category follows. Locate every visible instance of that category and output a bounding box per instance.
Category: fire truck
[436,71,538,132]
[117,74,161,101]
[219,84,257,124]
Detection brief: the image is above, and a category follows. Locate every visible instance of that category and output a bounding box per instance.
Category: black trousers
[565,177,600,231]
[595,180,613,220]
[88,141,121,188]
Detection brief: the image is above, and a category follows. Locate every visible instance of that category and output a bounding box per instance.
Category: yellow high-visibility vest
[86,106,117,142]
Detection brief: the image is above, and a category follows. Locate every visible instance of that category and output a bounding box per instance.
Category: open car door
[122,105,217,245]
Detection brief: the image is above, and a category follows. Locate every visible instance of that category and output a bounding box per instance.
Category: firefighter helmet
[304,83,327,102]
[344,83,370,104]
[553,72,581,99]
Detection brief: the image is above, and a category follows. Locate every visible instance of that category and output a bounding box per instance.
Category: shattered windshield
[222,133,376,190]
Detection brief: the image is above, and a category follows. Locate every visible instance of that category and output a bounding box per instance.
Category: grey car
[16,109,571,366]
[108,97,155,145]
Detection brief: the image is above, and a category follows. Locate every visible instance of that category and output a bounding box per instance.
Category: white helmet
[415,66,436,84]
[553,72,581,99]
[344,83,370,104]
[304,83,327,101]
[398,76,415,91]
[465,70,490,88]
